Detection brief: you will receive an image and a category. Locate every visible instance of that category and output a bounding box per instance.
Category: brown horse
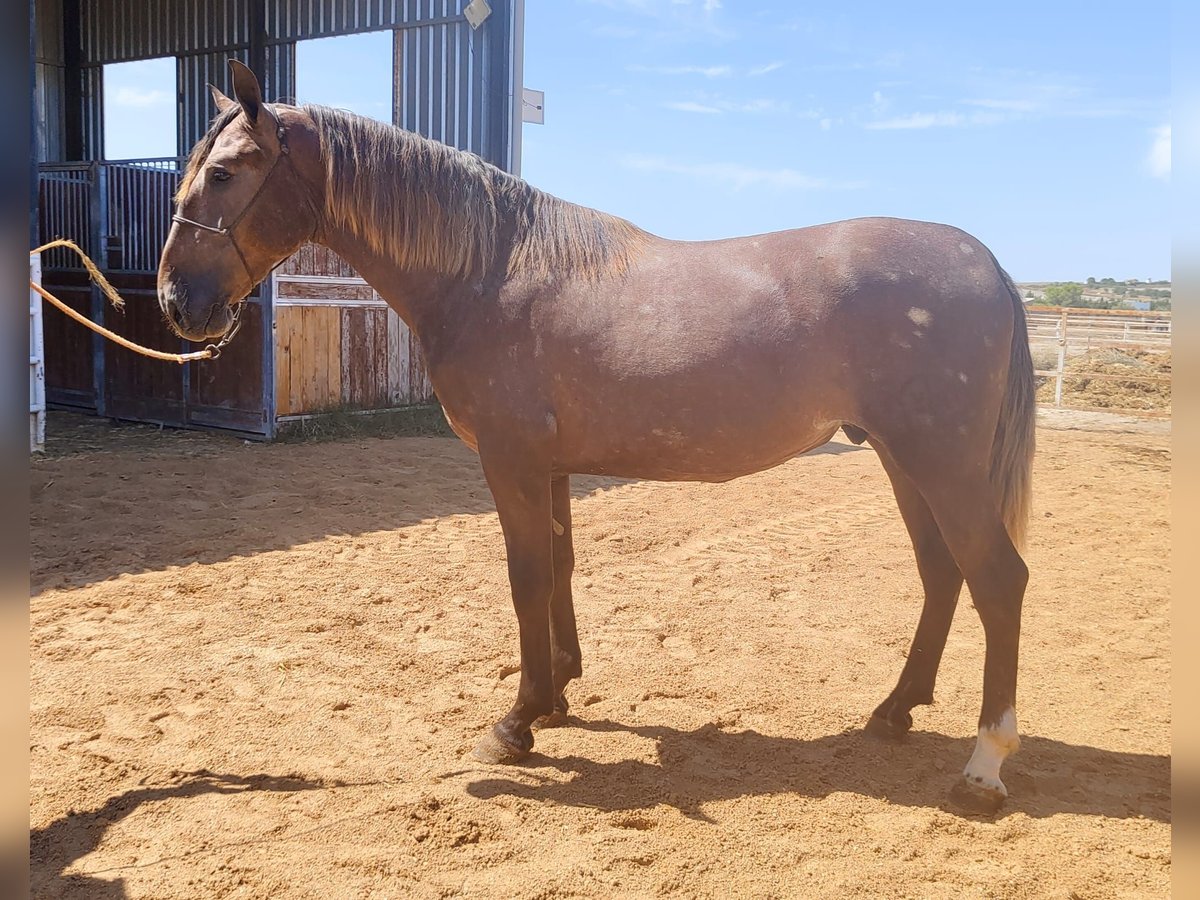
[159,61,1034,813]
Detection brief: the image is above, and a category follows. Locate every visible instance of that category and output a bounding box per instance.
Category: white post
[30,253,46,452]
[1054,309,1067,408]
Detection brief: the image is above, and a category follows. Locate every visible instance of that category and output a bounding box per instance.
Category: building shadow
[30,415,863,595]
[465,719,1170,823]
[30,769,339,900]
[29,418,631,594]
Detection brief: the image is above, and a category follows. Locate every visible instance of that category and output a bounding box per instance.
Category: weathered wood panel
[384,308,435,407]
[277,243,359,279]
[340,306,389,409]
[274,304,343,415]
[386,308,410,406]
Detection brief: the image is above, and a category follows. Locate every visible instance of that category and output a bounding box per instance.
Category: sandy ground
[30,410,1170,899]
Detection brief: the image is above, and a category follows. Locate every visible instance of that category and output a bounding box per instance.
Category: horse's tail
[989,268,1036,552]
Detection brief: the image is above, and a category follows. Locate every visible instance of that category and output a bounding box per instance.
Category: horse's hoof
[864,712,911,741]
[948,776,1007,815]
[471,725,532,764]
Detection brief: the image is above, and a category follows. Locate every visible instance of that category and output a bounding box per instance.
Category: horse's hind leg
[536,475,582,728]
[880,439,1027,813]
[866,443,964,740]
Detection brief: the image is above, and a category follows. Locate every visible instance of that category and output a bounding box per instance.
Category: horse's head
[158,60,321,341]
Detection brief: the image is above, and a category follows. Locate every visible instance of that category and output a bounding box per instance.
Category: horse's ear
[228,59,263,124]
[209,83,235,114]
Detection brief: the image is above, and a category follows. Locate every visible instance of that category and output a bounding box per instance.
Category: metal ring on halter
[200,298,246,360]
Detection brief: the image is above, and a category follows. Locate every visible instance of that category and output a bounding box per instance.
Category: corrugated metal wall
[33,0,65,161]
[177,44,296,151]
[395,1,517,168]
[44,1,517,165]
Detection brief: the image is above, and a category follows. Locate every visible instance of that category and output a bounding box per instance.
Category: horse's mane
[178,104,649,282]
[306,105,648,282]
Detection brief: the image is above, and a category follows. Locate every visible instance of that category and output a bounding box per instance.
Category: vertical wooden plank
[312,307,326,412]
[274,306,288,416]
[341,306,355,406]
[326,306,343,409]
[369,308,388,406]
[387,307,405,405]
[291,307,305,416]
[278,306,292,417]
[298,307,314,412]
[275,306,297,416]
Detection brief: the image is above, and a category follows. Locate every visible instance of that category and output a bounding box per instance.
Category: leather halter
[171,106,316,288]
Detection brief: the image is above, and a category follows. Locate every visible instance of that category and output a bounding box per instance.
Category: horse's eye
[211,169,232,183]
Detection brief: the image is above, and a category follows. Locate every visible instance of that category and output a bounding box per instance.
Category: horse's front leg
[471,448,556,764]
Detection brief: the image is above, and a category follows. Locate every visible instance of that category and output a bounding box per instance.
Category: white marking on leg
[962,708,1020,796]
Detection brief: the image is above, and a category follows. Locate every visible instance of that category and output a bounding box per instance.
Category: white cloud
[865,111,964,130]
[112,87,171,108]
[629,61,787,78]
[729,98,787,113]
[629,63,732,77]
[962,97,1040,112]
[1147,125,1170,180]
[663,96,789,114]
[664,101,722,114]
[748,61,785,76]
[819,118,832,130]
[621,155,865,191]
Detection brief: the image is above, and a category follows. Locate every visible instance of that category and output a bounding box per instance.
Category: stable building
[32,0,525,438]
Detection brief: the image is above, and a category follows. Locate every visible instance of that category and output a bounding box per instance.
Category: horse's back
[483,216,1019,481]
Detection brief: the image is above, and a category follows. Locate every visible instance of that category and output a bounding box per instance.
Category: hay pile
[1036,348,1171,412]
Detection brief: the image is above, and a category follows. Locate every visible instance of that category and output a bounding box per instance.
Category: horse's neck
[318,229,468,340]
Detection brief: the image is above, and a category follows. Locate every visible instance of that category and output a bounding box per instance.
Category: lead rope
[29,238,243,363]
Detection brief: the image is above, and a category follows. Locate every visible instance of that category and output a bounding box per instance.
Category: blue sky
[102,0,1170,281]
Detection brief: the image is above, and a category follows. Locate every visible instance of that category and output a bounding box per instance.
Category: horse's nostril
[159,281,187,327]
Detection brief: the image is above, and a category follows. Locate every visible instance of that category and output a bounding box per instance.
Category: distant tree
[1025,290,1034,299]
[1100,277,1116,285]
[1086,276,1096,286]
[1150,298,1172,311]
[1042,282,1084,307]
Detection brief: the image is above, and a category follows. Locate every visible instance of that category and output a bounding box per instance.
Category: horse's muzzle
[159,278,235,342]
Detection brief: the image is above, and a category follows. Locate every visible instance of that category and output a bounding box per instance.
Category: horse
[158,60,1034,814]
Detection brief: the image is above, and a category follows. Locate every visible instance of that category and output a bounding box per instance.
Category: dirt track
[30,412,1170,898]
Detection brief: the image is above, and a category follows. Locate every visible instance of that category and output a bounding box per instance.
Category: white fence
[1026,306,1171,411]
[30,253,46,452]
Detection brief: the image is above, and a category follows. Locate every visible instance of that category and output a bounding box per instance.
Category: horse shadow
[30,769,337,900]
[465,719,1170,823]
